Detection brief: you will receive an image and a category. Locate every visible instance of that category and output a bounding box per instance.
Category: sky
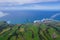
[0,0,60,18]
[0,0,60,9]
[0,0,60,4]
[0,0,60,10]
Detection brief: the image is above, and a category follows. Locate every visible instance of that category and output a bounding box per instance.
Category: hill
[0,20,60,40]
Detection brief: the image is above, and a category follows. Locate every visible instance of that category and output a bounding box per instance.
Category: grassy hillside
[0,21,60,40]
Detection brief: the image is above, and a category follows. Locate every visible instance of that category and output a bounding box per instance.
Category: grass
[0,22,60,40]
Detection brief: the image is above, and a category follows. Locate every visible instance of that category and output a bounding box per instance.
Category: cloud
[0,12,9,18]
[0,4,60,10]
[51,13,60,19]
[0,0,59,4]
[0,1,60,10]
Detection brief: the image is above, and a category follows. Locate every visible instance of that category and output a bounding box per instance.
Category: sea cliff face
[0,20,60,40]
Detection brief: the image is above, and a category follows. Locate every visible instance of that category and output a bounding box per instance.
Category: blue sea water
[0,10,60,24]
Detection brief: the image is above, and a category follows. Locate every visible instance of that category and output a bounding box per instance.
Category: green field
[0,21,60,40]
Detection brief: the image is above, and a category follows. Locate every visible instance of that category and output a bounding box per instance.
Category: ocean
[0,10,60,24]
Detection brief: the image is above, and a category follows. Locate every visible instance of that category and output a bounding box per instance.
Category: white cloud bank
[0,12,9,18]
[0,0,60,10]
[0,4,60,10]
[0,0,59,4]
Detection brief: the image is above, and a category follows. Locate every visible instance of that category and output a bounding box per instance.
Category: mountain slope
[0,20,60,40]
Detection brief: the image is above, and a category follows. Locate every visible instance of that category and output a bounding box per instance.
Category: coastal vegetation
[0,20,60,40]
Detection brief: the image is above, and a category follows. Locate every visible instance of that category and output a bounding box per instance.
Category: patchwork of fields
[0,21,60,40]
